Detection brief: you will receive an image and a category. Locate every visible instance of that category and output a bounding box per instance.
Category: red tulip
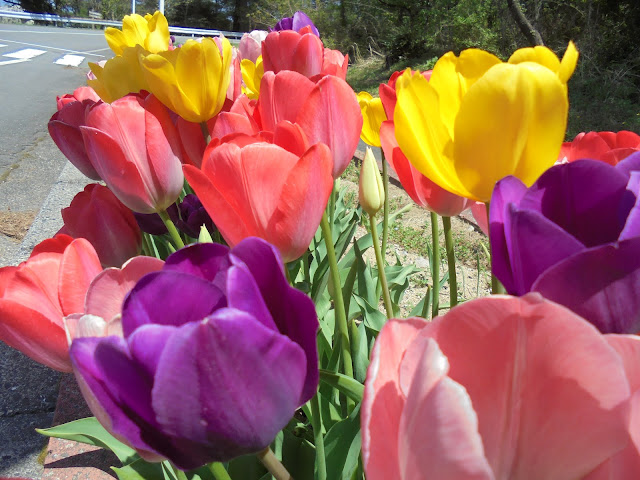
[49,95,101,180]
[80,93,184,214]
[378,69,471,216]
[362,294,639,480]
[56,86,101,110]
[0,235,102,372]
[262,30,348,80]
[560,130,640,165]
[184,137,333,262]
[58,184,142,268]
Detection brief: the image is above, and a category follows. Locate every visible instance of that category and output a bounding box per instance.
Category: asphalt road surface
[0,22,110,478]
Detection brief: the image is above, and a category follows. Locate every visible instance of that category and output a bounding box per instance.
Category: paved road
[0,23,110,478]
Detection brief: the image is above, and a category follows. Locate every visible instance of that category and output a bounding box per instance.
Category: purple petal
[127,325,177,378]
[291,11,319,36]
[70,337,163,456]
[121,271,226,337]
[532,236,640,333]
[502,207,585,295]
[489,176,528,294]
[226,264,278,331]
[620,172,640,241]
[274,17,293,31]
[615,151,640,177]
[151,309,307,467]
[520,160,630,246]
[164,243,232,292]
[231,237,319,403]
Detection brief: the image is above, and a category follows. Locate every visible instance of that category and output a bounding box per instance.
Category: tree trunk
[506,0,544,46]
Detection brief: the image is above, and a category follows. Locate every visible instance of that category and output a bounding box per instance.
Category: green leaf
[37,417,137,465]
[319,370,364,403]
[324,404,362,480]
[111,458,167,480]
[351,321,370,384]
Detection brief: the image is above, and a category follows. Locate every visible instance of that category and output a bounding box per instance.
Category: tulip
[48,96,101,180]
[359,147,385,216]
[69,239,319,469]
[560,130,640,165]
[490,154,640,333]
[240,55,264,100]
[184,135,333,262]
[56,86,100,110]
[105,11,170,56]
[362,294,639,480]
[378,70,472,217]
[273,11,320,36]
[80,93,184,214]
[262,30,348,80]
[87,45,150,103]
[395,43,579,202]
[238,30,267,63]
[58,184,142,268]
[141,37,232,123]
[357,91,386,147]
[0,235,102,372]
[171,194,216,239]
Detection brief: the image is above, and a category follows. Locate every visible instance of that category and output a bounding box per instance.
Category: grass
[346,54,438,95]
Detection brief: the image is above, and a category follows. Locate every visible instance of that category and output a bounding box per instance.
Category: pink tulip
[49,92,101,180]
[362,294,639,480]
[0,235,102,372]
[470,201,489,235]
[184,136,333,262]
[80,93,184,214]
[58,184,142,268]
[262,30,348,80]
[238,30,267,63]
[378,69,470,216]
[559,130,640,166]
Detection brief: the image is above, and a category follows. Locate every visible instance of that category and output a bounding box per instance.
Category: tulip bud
[198,225,214,243]
[359,147,385,216]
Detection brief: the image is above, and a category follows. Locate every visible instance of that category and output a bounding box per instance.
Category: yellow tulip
[141,37,232,123]
[394,42,579,202]
[241,55,264,100]
[357,92,387,147]
[88,45,149,103]
[105,11,170,56]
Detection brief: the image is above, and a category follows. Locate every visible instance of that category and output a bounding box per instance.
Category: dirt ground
[0,209,36,241]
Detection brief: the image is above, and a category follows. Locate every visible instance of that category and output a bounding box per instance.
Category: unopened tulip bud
[198,225,214,243]
[359,147,385,216]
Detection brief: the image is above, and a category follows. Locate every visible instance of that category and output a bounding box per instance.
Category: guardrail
[0,9,244,40]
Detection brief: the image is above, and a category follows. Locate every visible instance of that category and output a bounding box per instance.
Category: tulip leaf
[319,370,364,403]
[351,321,370,384]
[352,295,387,333]
[324,404,362,480]
[111,458,169,480]
[36,417,138,465]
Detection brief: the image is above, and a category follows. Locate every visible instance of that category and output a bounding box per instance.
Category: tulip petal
[620,172,640,240]
[361,317,429,480]
[296,75,362,177]
[58,238,103,316]
[231,237,319,404]
[423,294,631,480]
[226,264,277,331]
[151,309,306,467]
[121,271,226,337]
[453,62,567,201]
[532,237,640,333]
[163,242,231,291]
[258,71,315,131]
[292,33,323,77]
[398,337,493,479]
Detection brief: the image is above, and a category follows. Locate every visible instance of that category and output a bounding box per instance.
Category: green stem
[430,211,440,318]
[369,213,394,318]
[309,393,327,480]
[442,216,458,308]
[256,447,293,480]
[200,121,211,145]
[171,465,189,480]
[319,213,353,380]
[158,209,185,250]
[485,202,505,294]
[207,462,233,480]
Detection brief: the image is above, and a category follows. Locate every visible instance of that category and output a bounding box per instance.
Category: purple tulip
[273,11,320,36]
[134,194,216,238]
[490,154,640,333]
[69,238,319,470]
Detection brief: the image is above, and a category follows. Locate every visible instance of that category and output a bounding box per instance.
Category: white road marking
[3,48,46,59]
[0,38,106,58]
[0,58,30,66]
[0,44,6,48]
[54,53,84,66]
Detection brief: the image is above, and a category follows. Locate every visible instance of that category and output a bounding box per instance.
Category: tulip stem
[257,447,293,480]
[170,464,189,480]
[200,121,211,145]
[320,213,354,382]
[442,216,458,308]
[158,209,185,250]
[370,213,394,318]
[430,212,440,318]
[207,462,233,480]
[309,393,327,480]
